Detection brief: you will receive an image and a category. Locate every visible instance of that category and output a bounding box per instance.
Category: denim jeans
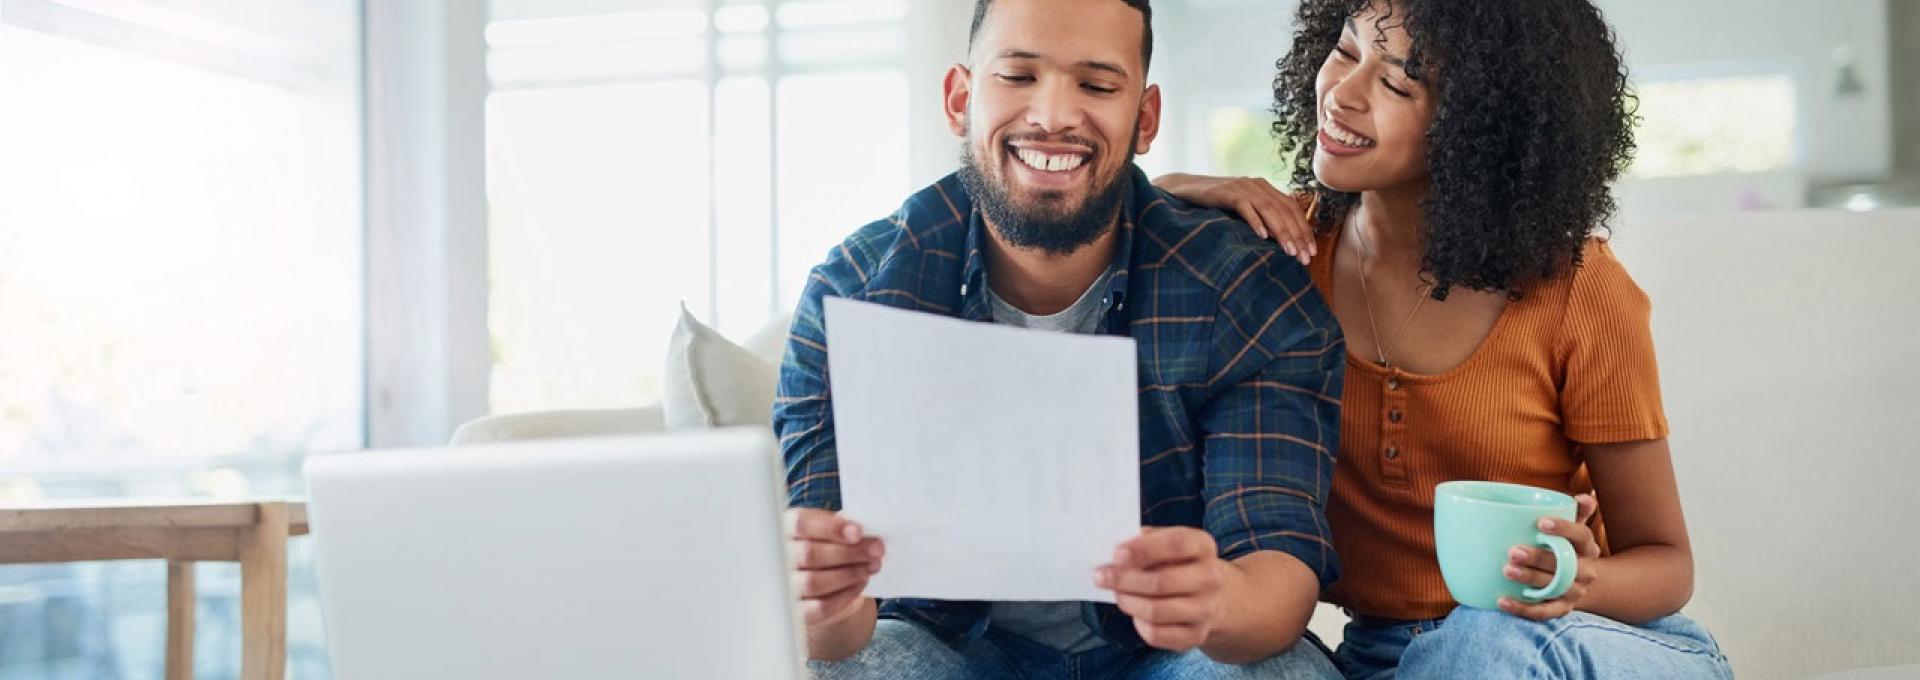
[1334,607,1733,680]
[810,618,1344,680]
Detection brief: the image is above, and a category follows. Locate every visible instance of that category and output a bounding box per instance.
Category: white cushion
[741,313,793,363]
[447,406,666,445]
[661,306,787,431]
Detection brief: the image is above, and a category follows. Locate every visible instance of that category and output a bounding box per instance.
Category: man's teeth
[1323,120,1375,147]
[1014,148,1087,172]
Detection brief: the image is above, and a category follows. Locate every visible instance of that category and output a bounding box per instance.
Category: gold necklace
[1351,219,1429,369]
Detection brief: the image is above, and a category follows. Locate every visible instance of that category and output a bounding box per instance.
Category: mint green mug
[1433,481,1578,610]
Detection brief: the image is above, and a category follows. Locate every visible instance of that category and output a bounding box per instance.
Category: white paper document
[823,297,1141,603]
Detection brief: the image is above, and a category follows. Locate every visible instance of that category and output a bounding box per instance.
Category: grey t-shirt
[981,268,1114,654]
[984,268,1114,335]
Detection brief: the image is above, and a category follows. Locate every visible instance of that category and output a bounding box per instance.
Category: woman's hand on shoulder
[1152,173,1317,265]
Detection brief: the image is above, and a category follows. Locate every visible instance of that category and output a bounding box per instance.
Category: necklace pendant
[1375,358,1391,368]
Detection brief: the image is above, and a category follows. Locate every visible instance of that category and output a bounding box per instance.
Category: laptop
[304,429,803,680]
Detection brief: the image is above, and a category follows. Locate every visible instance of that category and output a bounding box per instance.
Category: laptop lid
[304,429,800,680]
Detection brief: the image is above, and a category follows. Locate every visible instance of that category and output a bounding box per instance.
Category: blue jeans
[1334,607,1733,680]
[811,618,1344,680]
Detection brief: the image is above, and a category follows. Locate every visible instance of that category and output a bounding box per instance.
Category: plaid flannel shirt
[774,166,1345,651]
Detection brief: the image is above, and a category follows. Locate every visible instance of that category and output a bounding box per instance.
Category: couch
[450,209,1920,679]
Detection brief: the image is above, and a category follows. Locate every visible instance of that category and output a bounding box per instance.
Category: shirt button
[1388,409,1403,423]
[1385,446,1401,460]
[1386,378,1401,391]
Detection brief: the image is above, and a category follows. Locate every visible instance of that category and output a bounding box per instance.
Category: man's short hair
[968,0,1154,72]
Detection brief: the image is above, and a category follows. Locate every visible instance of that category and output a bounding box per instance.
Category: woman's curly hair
[1272,0,1638,299]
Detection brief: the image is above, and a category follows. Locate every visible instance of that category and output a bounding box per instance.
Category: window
[0,2,363,475]
[486,80,715,411]
[1206,106,1295,189]
[485,0,910,413]
[1628,74,1797,178]
[0,0,361,676]
[775,70,908,308]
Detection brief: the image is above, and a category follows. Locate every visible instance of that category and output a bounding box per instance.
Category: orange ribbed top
[1309,231,1668,621]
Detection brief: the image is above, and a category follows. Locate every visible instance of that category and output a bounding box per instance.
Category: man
[774,1,1346,677]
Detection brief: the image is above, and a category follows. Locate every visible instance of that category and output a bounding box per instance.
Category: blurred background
[0,0,1914,677]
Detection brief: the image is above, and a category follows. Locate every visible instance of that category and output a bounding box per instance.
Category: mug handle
[1520,533,1578,602]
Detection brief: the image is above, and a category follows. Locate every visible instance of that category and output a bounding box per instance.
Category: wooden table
[0,500,308,680]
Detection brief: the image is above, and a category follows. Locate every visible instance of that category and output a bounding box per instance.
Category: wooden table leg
[238,502,289,680]
[166,560,195,680]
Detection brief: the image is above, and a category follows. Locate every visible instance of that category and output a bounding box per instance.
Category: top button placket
[1380,369,1411,487]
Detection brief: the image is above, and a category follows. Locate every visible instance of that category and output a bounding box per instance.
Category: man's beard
[958,131,1136,257]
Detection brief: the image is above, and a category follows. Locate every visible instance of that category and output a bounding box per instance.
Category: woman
[1156,1,1733,678]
